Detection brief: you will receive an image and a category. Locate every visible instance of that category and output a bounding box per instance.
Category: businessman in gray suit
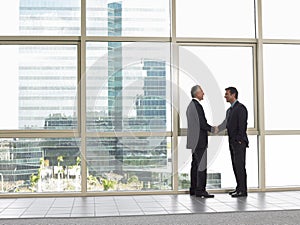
[186,85,215,198]
[218,87,249,197]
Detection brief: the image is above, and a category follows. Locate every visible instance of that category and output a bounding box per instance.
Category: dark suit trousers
[190,147,207,192]
[229,141,247,192]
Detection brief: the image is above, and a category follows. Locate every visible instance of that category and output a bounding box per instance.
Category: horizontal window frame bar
[86,131,172,137]
[0,130,80,138]
[0,131,176,138]
[179,128,259,136]
[85,36,171,42]
[0,41,80,45]
[263,39,300,44]
[0,190,176,198]
[2,37,300,44]
[264,130,300,135]
[177,42,256,47]
[263,187,300,192]
[175,38,257,44]
[0,36,81,42]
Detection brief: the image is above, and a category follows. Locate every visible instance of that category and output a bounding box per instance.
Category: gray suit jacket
[186,99,213,150]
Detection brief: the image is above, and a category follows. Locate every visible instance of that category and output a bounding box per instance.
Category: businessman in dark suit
[186,85,215,198]
[218,87,249,197]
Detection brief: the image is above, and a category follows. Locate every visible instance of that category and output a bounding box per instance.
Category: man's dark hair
[191,85,200,98]
[225,87,238,99]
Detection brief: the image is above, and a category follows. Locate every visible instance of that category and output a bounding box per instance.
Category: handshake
[212,126,219,134]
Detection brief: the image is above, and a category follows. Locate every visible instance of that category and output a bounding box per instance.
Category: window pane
[179,46,255,129]
[0,0,80,36]
[0,45,78,130]
[264,44,300,130]
[86,0,170,36]
[266,135,300,187]
[262,0,300,39]
[0,138,81,193]
[178,136,258,190]
[176,0,255,38]
[86,42,171,132]
[86,137,172,191]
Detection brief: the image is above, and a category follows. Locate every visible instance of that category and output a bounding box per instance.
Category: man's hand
[214,126,219,134]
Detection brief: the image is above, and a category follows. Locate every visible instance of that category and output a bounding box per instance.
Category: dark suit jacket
[219,101,249,146]
[186,99,213,150]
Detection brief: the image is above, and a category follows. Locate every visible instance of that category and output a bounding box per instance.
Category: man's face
[224,90,235,103]
[195,87,204,100]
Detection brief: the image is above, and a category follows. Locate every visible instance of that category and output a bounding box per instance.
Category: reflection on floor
[0,191,300,218]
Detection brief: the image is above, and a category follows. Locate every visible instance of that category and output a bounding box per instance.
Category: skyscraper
[19,0,79,129]
[136,59,167,131]
[108,2,123,132]
[121,59,168,175]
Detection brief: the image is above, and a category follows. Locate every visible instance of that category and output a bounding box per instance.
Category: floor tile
[0,208,26,215]
[144,211,169,215]
[95,212,119,216]
[70,213,95,217]
[119,211,144,215]
[20,214,46,218]
[46,214,71,218]
[71,206,94,213]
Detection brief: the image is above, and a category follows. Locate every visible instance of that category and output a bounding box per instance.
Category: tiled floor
[0,191,300,218]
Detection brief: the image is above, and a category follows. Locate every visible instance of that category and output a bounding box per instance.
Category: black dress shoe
[231,191,248,197]
[196,191,214,198]
[228,190,237,195]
